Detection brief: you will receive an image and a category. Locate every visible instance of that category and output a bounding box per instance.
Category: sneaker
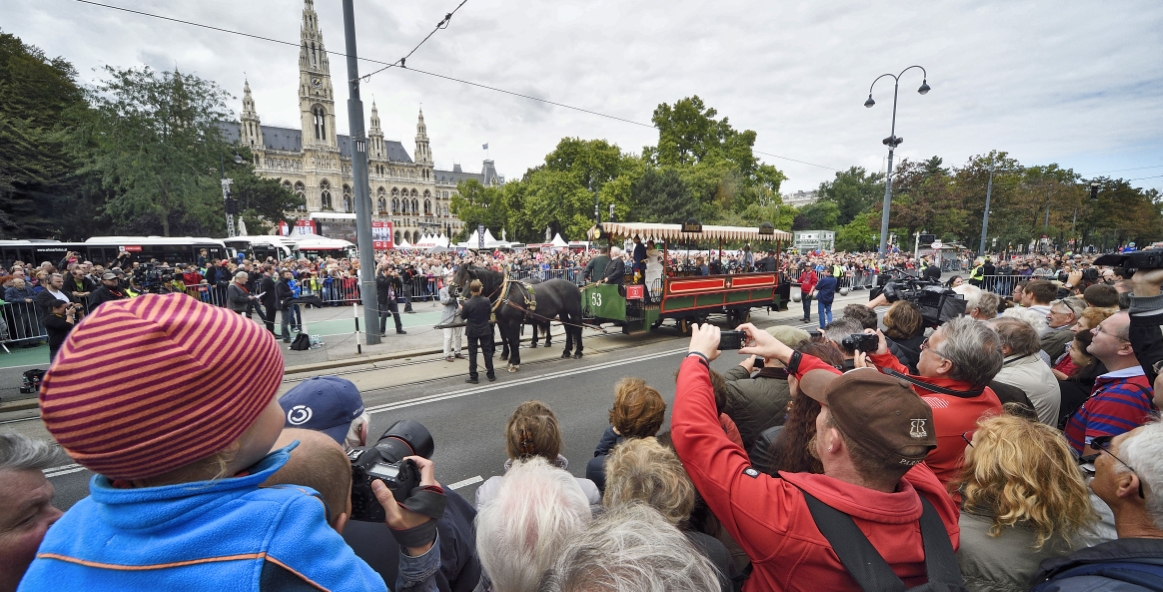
[465,377,479,384]
[397,329,407,334]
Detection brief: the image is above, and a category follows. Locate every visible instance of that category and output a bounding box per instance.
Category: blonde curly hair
[958,414,1097,550]
[602,437,695,527]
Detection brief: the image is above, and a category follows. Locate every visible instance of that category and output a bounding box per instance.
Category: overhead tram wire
[68,0,843,172]
[358,0,470,83]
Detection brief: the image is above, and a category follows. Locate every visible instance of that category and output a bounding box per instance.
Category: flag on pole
[482,143,488,150]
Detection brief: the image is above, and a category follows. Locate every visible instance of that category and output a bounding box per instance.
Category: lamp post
[978,158,995,256]
[220,152,243,238]
[864,66,930,256]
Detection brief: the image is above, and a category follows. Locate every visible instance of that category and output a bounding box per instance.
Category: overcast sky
[8,0,1163,195]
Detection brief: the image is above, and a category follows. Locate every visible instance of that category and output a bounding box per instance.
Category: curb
[0,399,38,412]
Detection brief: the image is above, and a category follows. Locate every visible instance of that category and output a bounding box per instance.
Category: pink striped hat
[39,293,284,480]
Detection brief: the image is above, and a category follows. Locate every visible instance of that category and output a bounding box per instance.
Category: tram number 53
[590,292,602,308]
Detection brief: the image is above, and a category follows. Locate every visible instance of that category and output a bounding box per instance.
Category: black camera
[871,273,966,328]
[133,263,173,294]
[718,330,745,350]
[1093,249,1163,274]
[840,333,879,354]
[349,420,434,523]
[1081,267,1100,282]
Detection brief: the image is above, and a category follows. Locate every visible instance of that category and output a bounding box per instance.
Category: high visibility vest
[970,265,984,280]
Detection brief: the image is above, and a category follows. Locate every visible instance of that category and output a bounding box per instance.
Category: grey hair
[936,315,1003,389]
[1052,298,1085,319]
[234,271,249,280]
[1001,306,1048,335]
[0,432,59,472]
[1113,421,1163,530]
[539,503,723,592]
[989,317,1041,357]
[822,317,864,348]
[476,457,591,592]
[973,292,1001,319]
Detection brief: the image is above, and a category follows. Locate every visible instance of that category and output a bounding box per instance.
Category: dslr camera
[133,263,173,294]
[349,420,435,523]
[871,271,966,328]
[840,333,879,354]
[1093,249,1163,277]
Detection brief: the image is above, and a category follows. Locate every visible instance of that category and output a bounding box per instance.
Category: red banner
[372,220,394,250]
[625,285,644,300]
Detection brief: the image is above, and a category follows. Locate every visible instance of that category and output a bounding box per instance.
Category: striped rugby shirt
[1064,365,1155,454]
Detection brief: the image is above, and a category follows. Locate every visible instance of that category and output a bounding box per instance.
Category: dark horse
[452,264,584,371]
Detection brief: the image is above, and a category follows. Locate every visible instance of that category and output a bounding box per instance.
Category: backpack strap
[798,487,962,591]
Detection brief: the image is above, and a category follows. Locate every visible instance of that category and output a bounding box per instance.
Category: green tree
[449,179,509,241]
[229,151,304,235]
[82,66,232,236]
[835,211,879,251]
[816,167,885,225]
[798,201,839,230]
[628,166,697,223]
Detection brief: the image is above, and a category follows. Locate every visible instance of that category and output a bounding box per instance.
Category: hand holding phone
[718,330,746,350]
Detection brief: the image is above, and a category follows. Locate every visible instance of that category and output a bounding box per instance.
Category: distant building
[216,0,503,245]
[793,230,835,253]
[782,190,819,208]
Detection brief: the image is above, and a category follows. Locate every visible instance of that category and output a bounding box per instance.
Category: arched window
[294,181,307,211]
[313,105,327,140]
[410,188,418,198]
[392,197,400,214]
[320,179,332,210]
[411,198,419,215]
[424,199,432,215]
[395,231,401,244]
[377,197,387,214]
[342,185,352,213]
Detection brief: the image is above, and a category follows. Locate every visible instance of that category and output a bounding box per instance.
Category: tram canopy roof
[591,222,792,242]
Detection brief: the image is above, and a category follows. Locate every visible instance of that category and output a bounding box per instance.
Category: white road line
[448,475,484,490]
[366,348,687,414]
[45,465,86,479]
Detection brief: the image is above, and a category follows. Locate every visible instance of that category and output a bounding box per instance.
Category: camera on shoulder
[348,419,435,523]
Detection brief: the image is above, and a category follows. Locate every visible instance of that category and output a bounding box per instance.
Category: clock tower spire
[299,0,336,149]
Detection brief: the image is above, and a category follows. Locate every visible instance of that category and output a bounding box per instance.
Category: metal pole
[342,0,381,345]
[978,161,995,256]
[220,155,236,238]
[877,79,900,256]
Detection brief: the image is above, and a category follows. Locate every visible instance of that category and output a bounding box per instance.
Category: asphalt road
[10,283,899,511]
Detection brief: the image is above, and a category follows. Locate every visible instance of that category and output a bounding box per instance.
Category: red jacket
[672,355,960,591]
[798,270,818,294]
[869,352,1002,488]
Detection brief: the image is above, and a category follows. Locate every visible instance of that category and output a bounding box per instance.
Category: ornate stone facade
[219,0,502,244]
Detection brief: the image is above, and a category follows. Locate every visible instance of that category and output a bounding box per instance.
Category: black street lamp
[865,66,930,256]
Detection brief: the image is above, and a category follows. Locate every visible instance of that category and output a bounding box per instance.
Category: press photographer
[132,262,173,295]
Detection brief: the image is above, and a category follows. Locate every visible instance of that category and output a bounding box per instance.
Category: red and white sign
[293,219,317,235]
[120,245,142,252]
[278,221,290,236]
[625,285,644,300]
[372,220,394,250]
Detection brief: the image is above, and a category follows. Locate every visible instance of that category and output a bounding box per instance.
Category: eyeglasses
[1093,325,1129,342]
[920,336,948,359]
[1092,435,1145,498]
[962,430,975,448]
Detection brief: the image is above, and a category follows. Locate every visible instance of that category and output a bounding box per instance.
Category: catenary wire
[67,0,843,172]
[358,0,470,83]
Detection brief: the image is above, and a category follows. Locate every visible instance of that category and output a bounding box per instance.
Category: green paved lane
[305,311,442,336]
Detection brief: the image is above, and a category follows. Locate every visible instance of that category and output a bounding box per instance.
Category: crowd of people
[3,242,1163,591]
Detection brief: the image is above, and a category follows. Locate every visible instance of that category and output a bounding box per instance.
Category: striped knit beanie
[39,293,284,480]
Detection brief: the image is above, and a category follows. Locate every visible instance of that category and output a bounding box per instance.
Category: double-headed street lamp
[865,66,930,256]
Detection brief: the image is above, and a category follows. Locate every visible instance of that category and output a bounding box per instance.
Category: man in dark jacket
[275,270,297,343]
[1030,422,1163,591]
[460,279,495,384]
[375,266,406,335]
[258,266,279,335]
[631,236,647,283]
[598,247,626,287]
[227,271,255,314]
[87,272,128,310]
[64,267,95,305]
[720,325,808,450]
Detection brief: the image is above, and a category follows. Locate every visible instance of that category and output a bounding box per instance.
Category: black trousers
[468,333,495,380]
[379,298,403,333]
[802,292,813,321]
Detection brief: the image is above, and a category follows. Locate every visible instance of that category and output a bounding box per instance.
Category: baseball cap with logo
[278,376,366,445]
[797,367,936,466]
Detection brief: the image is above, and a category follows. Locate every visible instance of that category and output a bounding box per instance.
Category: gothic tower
[240,78,263,150]
[415,108,432,167]
[298,0,336,150]
[369,100,385,160]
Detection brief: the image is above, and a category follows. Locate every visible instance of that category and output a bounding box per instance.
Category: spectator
[86,272,127,310]
[1023,280,1058,318]
[226,270,256,314]
[956,414,1098,592]
[1011,282,1027,307]
[21,294,442,591]
[750,341,844,476]
[63,267,94,303]
[866,314,1003,486]
[811,267,837,329]
[1055,331,1108,429]
[674,323,961,590]
[42,300,79,362]
[842,303,878,330]
[585,377,666,493]
[1001,305,1051,345]
[4,278,37,341]
[263,428,353,532]
[33,272,71,318]
[540,503,723,592]
[1065,312,1155,456]
[797,264,818,324]
[1043,298,1084,360]
[276,376,482,592]
[477,401,600,509]
[602,438,733,591]
[883,300,926,373]
[1031,422,1163,590]
[822,316,865,370]
[475,457,592,592]
[990,317,1062,425]
[1085,283,1120,314]
[1128,269,1163,398]
[967,291,1001,321]
[439,271,463,361]
[719,325,808,451]
[460,279,494,383]
[1073,306,1113,335]
[274,269,296,343]
[0,433,62,592]
[377,266,407,335]
[257,266,278,335]
[3,278,34,305]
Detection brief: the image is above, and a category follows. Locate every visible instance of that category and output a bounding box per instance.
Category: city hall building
[219,0,502,245]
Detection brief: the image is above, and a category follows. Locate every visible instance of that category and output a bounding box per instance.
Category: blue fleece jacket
[19,444,440,592]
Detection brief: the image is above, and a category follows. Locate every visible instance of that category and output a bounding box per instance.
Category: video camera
[133,263,173,294]
[1093,249,1163,277]
[348,419,434,523]
[871,271,966,328]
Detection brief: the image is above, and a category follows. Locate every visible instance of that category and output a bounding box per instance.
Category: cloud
[6,0,1163,193]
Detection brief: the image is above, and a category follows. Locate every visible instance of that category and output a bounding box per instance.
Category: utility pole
[342,0,380,345]
[978,159,995,256]
[220,155,236,238]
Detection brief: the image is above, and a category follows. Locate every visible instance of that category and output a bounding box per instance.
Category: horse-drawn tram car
[582,221,792,334]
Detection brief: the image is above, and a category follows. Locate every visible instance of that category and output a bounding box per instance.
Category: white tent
[550,233,568,247]
[397,238,412,249]
[414,233,451,248]
[457,228,507,249]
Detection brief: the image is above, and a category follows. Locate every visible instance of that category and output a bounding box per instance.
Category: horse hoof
[530,343,538,349]
[508,365,520,373]
[500,353,509,361]
[574,352,584,359]
[561,351,570,359]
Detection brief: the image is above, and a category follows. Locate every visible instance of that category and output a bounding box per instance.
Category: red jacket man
[672,324,960,591]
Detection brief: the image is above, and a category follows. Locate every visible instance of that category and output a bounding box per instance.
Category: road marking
[448,475,484,490]
[45,464,85,479]
[366,348,688,414]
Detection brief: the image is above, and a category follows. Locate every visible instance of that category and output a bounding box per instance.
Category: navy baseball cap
[278,376,366,445]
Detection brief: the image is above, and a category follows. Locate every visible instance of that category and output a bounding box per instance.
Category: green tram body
[581,272,781,334]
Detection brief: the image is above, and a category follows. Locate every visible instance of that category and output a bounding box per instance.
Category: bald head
[264,428,353,533]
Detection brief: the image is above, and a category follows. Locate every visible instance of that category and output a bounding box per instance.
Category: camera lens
[374,419,434,463]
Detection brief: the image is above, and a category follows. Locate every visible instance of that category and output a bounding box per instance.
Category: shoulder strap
[885,369,985,398]
[798,488,963,591]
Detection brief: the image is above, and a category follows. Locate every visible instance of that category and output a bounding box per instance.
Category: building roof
[216,121,413,163]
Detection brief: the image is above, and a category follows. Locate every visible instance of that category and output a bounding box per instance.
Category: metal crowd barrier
[977,274,1030,294]
[0,301,47,352]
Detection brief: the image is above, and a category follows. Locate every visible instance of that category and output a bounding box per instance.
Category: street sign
[931,240,942,250]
